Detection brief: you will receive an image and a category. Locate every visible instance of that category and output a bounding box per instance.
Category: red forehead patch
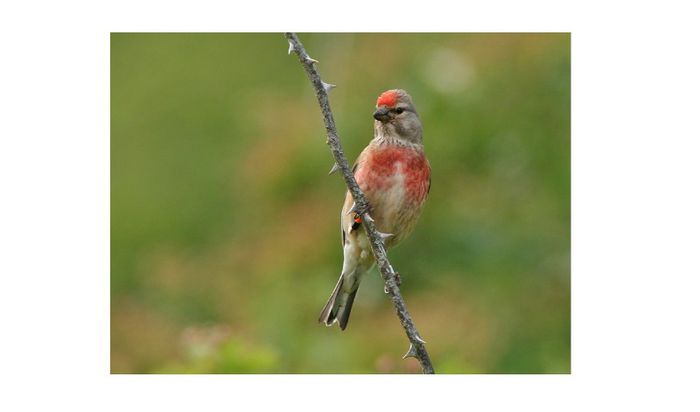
[376,90,398,107]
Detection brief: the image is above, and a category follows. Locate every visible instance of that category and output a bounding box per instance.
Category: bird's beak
[373,106,390,122]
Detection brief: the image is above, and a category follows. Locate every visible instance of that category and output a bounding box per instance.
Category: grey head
[372,89,423,144]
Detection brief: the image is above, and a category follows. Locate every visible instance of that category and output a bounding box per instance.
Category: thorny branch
[285,32,435,374]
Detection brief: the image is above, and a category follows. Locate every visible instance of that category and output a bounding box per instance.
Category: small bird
[319,89,431,330]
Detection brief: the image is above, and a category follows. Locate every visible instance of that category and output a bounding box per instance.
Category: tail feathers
[337,289,357,330]
[318,277,343,326]
[319,276,359,331]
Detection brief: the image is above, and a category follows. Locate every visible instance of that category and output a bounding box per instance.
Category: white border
[1,1,699,411]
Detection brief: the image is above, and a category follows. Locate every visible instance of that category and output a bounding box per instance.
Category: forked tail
[318,275,358,331]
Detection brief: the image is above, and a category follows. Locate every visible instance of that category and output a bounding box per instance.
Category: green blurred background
[111,33,570,373]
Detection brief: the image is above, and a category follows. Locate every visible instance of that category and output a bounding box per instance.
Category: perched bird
[319,89,431,330]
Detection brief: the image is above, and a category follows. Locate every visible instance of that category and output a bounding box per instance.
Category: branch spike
[321,81,336,93]
[347,202,369,217]
[413,334,426,344]
[306,56,319,64]
[402,343,418,359]
[328,163,340,175]
[287,40,294,55]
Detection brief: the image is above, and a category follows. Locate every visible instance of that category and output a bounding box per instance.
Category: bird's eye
[394,107,404,114]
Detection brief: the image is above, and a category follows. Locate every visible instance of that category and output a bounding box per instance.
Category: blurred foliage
[111,33,570,373]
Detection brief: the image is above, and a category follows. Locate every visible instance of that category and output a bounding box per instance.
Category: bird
[319,89,431,330]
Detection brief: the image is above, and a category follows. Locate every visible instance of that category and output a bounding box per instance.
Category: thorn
[378,231,394,243]
[306,56,319,64]
[402,343,418,359]
[321,81,336,93]
[347,202,370,218]
[287,40,294,55]
[413,334,426,344]
[328,163,340,175]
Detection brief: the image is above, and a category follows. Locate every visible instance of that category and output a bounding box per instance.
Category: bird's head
[373,89,423,144]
